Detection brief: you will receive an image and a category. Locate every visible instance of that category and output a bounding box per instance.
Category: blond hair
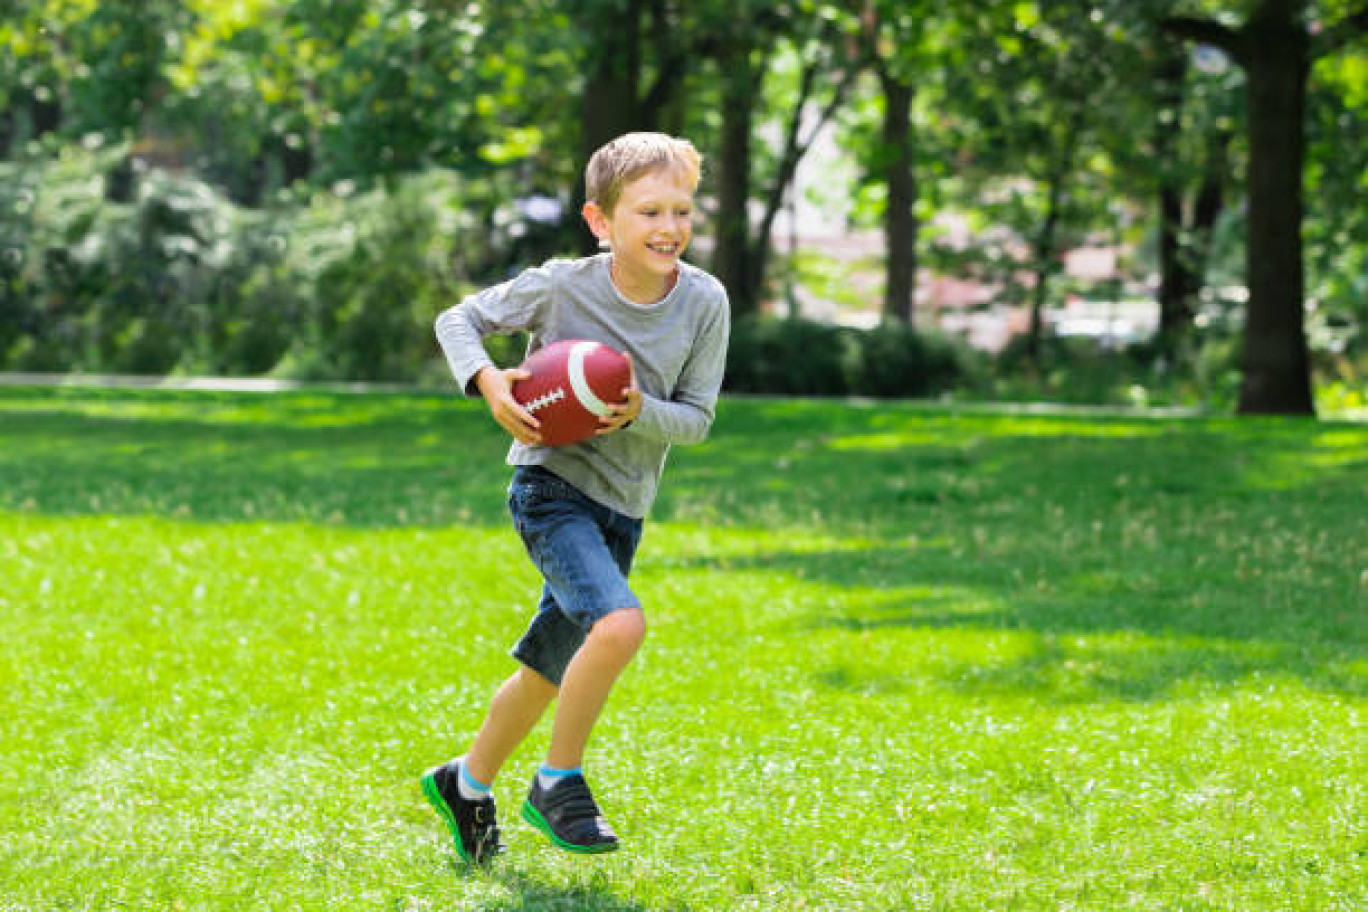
[585,132,702,215]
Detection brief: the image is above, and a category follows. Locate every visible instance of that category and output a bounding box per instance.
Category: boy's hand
[597,354,641,436]
[476,365,542,446]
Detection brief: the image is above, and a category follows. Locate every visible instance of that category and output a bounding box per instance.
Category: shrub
[0,150,501,383]
[852,320,971,398]
[725,315,974,399]
[725,315,855,396]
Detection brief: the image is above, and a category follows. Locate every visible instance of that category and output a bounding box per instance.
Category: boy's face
[584,168,695,289]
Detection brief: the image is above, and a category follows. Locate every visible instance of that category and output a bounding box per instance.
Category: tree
[1163,0,1368,414]
[1152,40,1236,355]
[705,1,858,317]
[569,0,694,253]
[941,1,1147,365]
[854,0,936,324]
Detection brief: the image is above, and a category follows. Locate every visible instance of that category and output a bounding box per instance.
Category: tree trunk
[1157,184,1188,344]
[573,0,644,255]
[1155,43,1192,349]
[713,38,760,316]
[878,71,917,324]
[0,106,12,159]
[281,137,313,186]
[1238,1,1314,414]
[751,46,854,318]
[1025,104,1084,366]
[1161,1,1318,415]
[1158,128,1229,352]
[1026,174,1064,365]
[30,94,62,138]
[640,0,689,133]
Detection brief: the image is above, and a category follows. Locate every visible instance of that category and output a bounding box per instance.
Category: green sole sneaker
[421,771,471,863]
[521,800,619,854]
[421,761,503,864]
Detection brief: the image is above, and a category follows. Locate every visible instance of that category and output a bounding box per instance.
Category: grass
[0,385,1364,911]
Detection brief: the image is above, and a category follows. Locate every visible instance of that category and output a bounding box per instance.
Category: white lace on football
[525,387,566,413]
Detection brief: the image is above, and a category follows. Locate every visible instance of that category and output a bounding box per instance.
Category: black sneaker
[521,772,620,854]
[421,759,503,864]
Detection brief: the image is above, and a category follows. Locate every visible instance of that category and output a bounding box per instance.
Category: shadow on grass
[4,388,1367,531]
[0,390,516,527]
[663,542,1367,702]
[3,387,1364,705]
[452,865,690,912]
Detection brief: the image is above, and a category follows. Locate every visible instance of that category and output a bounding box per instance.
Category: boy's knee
[593,608,647,653]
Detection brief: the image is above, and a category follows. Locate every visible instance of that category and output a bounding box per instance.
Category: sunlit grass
[1,386,1365,910]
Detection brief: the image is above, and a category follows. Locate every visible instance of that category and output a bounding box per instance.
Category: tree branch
[1161,16,1248,67]
[752,43,859,281]
[1312,6,1368,58]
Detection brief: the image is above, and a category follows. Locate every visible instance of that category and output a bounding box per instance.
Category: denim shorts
[507,465,644,687]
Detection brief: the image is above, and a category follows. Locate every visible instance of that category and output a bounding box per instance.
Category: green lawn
[1,385,1364,911]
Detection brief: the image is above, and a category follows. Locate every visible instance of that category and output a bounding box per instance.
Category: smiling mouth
[647,242,679,256]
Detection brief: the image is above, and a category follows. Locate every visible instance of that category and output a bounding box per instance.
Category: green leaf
[1013,1,1040,31]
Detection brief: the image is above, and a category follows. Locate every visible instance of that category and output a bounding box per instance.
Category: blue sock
[457,759,492,802]
[537,765,582,791]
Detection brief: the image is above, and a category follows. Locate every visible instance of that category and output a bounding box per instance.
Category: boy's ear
[582,201,611,241]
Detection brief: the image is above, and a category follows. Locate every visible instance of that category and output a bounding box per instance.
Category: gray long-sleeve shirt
[435,253,730,518]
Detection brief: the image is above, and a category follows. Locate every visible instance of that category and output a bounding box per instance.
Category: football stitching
[524,387,566,413]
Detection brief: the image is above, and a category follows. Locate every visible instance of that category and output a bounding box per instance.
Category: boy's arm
[614,299,730,446]
[434,266,552,396]
[434,266,553,444]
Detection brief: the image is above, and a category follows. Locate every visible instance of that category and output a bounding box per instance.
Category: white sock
[457,759,492,802]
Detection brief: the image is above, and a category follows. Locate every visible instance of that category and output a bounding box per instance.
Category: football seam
[524,387,566,413]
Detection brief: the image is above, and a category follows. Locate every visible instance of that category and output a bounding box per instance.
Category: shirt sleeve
[630,287,731,446]
[434,265,553,396]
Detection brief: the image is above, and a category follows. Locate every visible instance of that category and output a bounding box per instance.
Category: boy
[424,132,729,862]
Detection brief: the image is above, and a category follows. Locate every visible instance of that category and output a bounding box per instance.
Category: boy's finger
[508,414,541,444]
[498,393,540,428]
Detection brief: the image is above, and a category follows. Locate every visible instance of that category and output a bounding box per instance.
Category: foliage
[724,315,982,399]
[725,315,858,395]
[0,146,541,382]
[1306,34,1368,363]
[854,319,975,398]
[1,387,1365,908]
[1,1,1365,410]
[285,173,468,382]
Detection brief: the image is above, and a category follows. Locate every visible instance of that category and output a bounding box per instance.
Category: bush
[852,321,971,398]
[0,150,505,383]
[724,315,975,399]
[725,316,855,396]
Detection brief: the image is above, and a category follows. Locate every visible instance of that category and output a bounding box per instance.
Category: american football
[513,339,632,446]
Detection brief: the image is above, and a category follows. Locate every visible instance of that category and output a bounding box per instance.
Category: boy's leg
[545,607,646,769]
[506,466,645,853]
[521,606,644,854]
[466,665,558,784]
[423,665,556,865]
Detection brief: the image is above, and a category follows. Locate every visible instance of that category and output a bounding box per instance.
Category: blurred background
[1,0,1363,415]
